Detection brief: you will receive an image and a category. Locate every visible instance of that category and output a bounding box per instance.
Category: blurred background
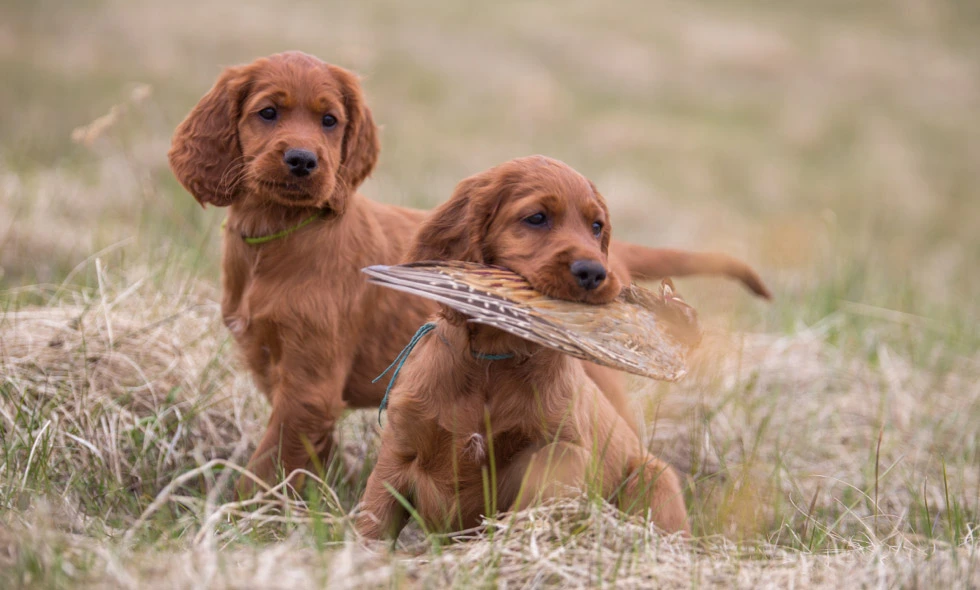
[2,0,980,558]
[4,0,978,332]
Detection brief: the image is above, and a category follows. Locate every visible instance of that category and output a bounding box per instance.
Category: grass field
[2,0,979,587]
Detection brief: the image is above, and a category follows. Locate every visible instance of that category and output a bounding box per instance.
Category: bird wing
[362,262,695,381]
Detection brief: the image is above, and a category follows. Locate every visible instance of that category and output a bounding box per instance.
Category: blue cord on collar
[374,322,437,426]
[374,323,516,426]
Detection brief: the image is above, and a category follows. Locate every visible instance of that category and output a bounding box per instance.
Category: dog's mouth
[525,272,619,305]
[560,288,619,305]
[255,178,313,197]
[254,179,332,208]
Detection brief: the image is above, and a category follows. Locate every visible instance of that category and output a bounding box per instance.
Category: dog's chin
[249,178,333,208]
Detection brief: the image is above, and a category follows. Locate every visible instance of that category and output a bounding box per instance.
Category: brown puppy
[169,51,431,493]
[169,52,769,494]
[357,156,689,539]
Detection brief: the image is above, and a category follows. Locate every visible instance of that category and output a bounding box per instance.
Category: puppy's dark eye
[524,212,548,227]
[592,221,603,237]
[258,107,277,121]
[322,114,338,128]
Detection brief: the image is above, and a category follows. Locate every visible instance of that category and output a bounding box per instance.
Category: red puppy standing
[168,51,770,494]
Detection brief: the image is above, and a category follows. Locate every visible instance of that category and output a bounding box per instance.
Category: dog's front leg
[237,365,350,498]
[356,446,411,540]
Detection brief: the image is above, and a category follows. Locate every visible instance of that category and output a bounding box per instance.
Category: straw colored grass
[1,266,978,587]
[2,0,979,586]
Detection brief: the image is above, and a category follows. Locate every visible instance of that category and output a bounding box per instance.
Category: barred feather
[362,261,700,381]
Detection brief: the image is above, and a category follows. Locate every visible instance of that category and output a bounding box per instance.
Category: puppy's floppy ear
[407,172,505,263]
[330,65,380,203]
[169,65,253,207]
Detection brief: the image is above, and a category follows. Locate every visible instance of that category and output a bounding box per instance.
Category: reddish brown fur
[168,52,769,495]
[169,52,435,493]
[357,157,690,538]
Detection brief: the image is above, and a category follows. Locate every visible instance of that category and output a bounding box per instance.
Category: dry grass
[4,497,978,589]
[1,266,978,587]
[2,0,980,587]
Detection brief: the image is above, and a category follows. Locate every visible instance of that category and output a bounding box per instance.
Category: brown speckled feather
[362,261,701,381]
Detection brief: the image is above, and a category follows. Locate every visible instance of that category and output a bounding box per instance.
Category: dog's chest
[477,371,562,431]
[241,251,366,325]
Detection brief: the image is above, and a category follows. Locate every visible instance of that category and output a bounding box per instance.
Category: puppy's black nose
[570,260,607,291]
[284,149,318,177]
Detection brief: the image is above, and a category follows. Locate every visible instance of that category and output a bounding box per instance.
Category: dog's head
[168,51,378,215]
[409,156,622,305]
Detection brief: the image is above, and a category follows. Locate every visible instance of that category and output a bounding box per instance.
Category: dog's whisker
[216,155,253,195]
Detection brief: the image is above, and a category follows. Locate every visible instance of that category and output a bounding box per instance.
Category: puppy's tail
[611,240,772,300]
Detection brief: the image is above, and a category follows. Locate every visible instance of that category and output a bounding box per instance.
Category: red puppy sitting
[357,157,691,539]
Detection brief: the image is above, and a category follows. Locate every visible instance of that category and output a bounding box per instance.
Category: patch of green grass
[2,0,980,586]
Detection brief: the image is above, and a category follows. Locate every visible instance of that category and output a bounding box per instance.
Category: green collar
[222,211,325,245]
